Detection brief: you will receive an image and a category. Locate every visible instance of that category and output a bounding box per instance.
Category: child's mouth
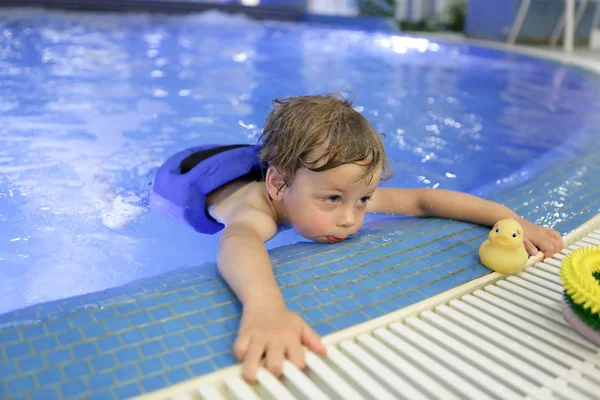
[325,236,343,243]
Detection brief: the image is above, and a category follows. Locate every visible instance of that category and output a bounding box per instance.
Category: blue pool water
[1,8,600,316]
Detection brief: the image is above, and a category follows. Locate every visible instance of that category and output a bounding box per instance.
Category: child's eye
[325,195,341,204]
[359,196,372,205]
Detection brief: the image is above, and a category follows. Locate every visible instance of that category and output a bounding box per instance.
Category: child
[153,94,563,383]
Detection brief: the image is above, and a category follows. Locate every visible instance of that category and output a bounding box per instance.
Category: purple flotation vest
[151,144,264,234]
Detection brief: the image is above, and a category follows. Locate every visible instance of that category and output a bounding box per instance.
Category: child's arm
[217,208,326,383]
[368,188,563,257]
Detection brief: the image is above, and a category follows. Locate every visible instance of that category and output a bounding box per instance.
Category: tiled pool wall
[1,145,599,399]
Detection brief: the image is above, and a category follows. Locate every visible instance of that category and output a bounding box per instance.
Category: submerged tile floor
[1,148,599,399]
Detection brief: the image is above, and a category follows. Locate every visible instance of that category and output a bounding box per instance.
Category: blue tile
[150,307,173,321]
[63,360,90,380]
[314,291,335,304]
[72,342,98,358]
[296,296,318,310]
[361,276,381,290]
[353,290,388,307]
[114,383,140,399]
[303,309,327,323]
[330,311,368,330]
[296,270,316,281]
[138,297,160,309]
[31,387,60,400]
[207,303,241,321]
[46,349,72,365]
[213,353,237,368]
[184,327,207,344]
[205,319,238,336]
[185,312,207,326]
[189,297,212,310]
[121,329,144,345]
[330,287,352,298]
[295,283,317,296]
[176,288,197,300]
[0,362,17,379]
[139,358,163,374]
[362,305,383,318]
[140,375,167,392]
[143,324,166,339]
[162,333,187,350]
[61,379,87,398]
[157,293,179,305]
[313,278,333,290]
[8,375,34,394]
[312,322,336,336]
[58,330,82,346]
[163,351,188,368]
[82,323,107,339]
[281,287,300,298]
[211,291,233,305]
[115,347,140,364]
[106,317,130,333]
[87,390,113,400]
[95,309,117,321]
[96,336,121,352]
[36,368,63,386]
[21,324,46,339]
[166,367,191,385]
[32,336,57,352]
[337,298,359,312]
[187,344,210,359]
[419,284,445,297]
[129,311,152,325]
[46,319,70,333]
[69,314,94,327]
[285,300,301,313]
[90,354,116,372]
[0,330,20,345]
[162,318,187,333]
[88,372,114,390]
[278,274,301,285]
[140,340,164,357]
[18,354,45,373]
[116,303,138,314]
[171,301,194,315]
[322,303,344,317]
[114,365,140,382]
[393,291,425,308]
[6,342,31,358]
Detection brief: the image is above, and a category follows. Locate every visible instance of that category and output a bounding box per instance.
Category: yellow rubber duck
[479,219,529,274]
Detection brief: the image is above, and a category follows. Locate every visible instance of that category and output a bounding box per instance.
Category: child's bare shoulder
[208,179,278,233]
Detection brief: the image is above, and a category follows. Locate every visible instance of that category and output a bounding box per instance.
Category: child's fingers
[300,322,326,355]
[241,339,266,384]
[286,341,306,370]
[233,335,250,361]
[265,342,285,377]
[524,238,538,256]
[549,228,563,249]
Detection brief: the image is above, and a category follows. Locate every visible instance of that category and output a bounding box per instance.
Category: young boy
[155,94,563,383]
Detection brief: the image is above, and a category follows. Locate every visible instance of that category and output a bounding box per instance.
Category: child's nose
[337,209,356,228]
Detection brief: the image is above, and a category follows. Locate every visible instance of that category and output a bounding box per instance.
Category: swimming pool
[1,8,599,316]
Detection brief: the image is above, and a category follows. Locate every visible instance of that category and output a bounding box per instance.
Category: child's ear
[265,166,286,201]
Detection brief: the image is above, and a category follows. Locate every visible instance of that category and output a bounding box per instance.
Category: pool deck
[1,38,600,399]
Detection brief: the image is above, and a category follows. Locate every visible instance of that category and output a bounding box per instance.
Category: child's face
[281,162,382,243]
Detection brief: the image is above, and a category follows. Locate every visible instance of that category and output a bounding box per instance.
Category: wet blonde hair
[259,94,391,186]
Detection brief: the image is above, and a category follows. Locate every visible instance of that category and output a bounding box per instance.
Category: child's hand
[521,220,563,258]
[234,304,327,383]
